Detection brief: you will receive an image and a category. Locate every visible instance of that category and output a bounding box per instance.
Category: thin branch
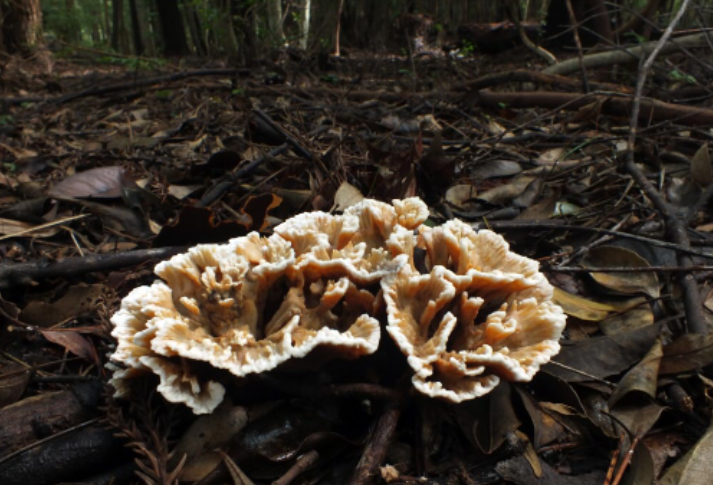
[623,0,706,334]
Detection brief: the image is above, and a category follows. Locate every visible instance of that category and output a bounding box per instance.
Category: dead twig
[473,220,713,260]
[272,450,320,485]
[548,265,713,273]
[0,246,187,289]
[623,0,704,334]
[349,404,402,485]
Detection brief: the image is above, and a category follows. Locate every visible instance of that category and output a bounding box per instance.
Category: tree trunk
[333,0,345,56]
[63,0,80,43]
[103,0,111,45]
[545,0,613,46]
[266,0,285,45]
[615,0,662,38]
[1,0,44,55]
[182,1,206,56]
[128,0,144,55]
[231,0,257,65]
[298,0,311,49]
[111,0,125,52]
[137,0,157,56]
[585,0,613,44]
[156,0,188,56]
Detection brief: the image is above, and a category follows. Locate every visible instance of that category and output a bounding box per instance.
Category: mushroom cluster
[110,198,565,413]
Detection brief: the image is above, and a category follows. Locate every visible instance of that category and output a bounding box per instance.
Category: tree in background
[1,0,44,55]
[30,0,713,64]
[155,0,188,56]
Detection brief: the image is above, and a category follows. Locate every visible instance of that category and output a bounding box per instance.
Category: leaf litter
[2,43,713,485]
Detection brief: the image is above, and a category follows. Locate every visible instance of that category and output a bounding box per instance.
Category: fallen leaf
[168,184,202,199]
[515,386,567,449]
[546,323,660,382]
[599,300,654,335]
[175,403,248,482]
[690,143,712,187]
[40,329,98,364]
[445,184,478,210]
[552,287,618,321]
[0,363,30,409]
[153,206,247,247]
[470,160,521,180]
[620,442,655,485]
[333,181,365,211]
[659,420,713,485]
[239,193,283,232]
[48,166,137,198]
[660,333,713,375]
[0,217,60,238]
[609,338,663,407]
[582,246,660,298]
[477,176,534,204]
[536,147,566,166]
[611,400,666,437]
[516,192,559,221]
[512,178,544,209]
[455,382,521,454]
[21,284,104,327]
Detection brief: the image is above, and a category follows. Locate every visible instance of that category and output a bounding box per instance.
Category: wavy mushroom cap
[110,229,385,414]
[382,223,566,403]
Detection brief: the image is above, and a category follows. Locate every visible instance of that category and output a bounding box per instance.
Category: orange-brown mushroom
[382,221,566,402]
[110,198,565,412]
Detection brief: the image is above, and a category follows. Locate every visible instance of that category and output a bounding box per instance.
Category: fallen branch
[451,69,630,93]
[0,246,186,289]
[349,404,402,485]
[548,265,713,273]
[477,89,713,126]
[622,0,707,335]
[1,68,250,106]
[543,32,709,76]
[475,220,713,260]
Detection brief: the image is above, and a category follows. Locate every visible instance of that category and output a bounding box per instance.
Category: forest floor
[2,40,713,485]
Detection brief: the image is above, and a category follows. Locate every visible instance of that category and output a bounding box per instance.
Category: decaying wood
[477,89,713,126]
[452,69,630,93]
[0,246,187,289]
[349,404,402,485]
[0,426,123,485]
[0,381,102,456]
[543,32,709,76]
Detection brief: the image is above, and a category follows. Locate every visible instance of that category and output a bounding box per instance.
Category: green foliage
[624,31,647,45]
[460,40,476,56]
[42,0,106,46]
[96,55,167,71]
[0,114,15,126]
[669,69,698,85]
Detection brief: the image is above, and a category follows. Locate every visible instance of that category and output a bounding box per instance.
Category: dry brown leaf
[40,329,98,364]
[582,246,660,298]
[552,287,617,321]
[658,421,713,485]
[691,143,712,187]
[445,184,477,210]
[48,166,137,198]
[333,181,364,211]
